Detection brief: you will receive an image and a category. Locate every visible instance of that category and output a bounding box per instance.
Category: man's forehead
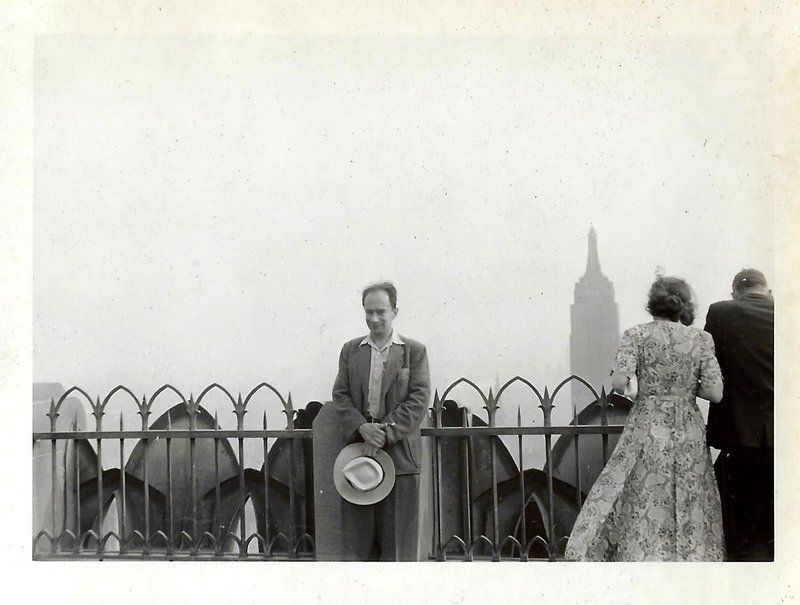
[363,291,392,308]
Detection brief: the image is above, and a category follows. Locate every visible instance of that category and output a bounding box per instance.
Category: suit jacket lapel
[355,342,371,408]
[380,344,404,403]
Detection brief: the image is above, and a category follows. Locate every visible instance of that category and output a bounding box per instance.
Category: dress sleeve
[699,331,723,394]
[611,327,637,378]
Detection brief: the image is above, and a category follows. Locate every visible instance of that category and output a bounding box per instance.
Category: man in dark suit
[331,281,431,560]
[705,269,774,561]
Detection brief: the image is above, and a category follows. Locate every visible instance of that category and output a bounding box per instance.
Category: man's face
[363,290,397,340]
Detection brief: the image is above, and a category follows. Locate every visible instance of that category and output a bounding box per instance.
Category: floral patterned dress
[565,320,725,561]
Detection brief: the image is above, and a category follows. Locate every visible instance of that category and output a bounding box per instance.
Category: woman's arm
[698,379,723,403]
[611,371,630,394]
[697,331,723,403]
[610,328,637,397]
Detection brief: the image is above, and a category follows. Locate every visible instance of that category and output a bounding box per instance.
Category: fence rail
[33,376,629,562]
[32,382,316,561]
[423,375,628,562]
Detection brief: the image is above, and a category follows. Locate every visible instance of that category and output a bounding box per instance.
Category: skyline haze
[34,35,774,421]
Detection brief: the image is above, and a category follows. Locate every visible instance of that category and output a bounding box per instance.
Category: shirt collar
[360,331,404,350]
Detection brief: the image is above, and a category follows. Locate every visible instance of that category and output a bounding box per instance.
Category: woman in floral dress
[565,277,725,561]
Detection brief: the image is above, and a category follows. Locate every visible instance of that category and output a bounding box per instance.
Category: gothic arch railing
[33,381,313,560]
[33,374,624,561]
[422,375,626,562]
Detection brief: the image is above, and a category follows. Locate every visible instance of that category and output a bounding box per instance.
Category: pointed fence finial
[539,386,554,427]
[186,393,201,431]
[598,386,610,426]
[283,392,296,429]
[432,390,442,427]
[138,393,152,430]
[233,393,247,430]
[484,387,499,427]
[47,397,59,432]
[91,395,106,431]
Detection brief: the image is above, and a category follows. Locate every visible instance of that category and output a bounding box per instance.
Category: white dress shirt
[360,331,404,420]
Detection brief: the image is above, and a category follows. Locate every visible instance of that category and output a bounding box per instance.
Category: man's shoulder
[709,296,773,316]
[399,335,427,352]
[708,299,736,314]
[340,336,368,352]
[707,299,740,323]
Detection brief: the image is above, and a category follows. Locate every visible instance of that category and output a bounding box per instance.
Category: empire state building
[569,227,620,409]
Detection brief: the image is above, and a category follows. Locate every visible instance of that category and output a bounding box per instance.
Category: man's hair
[646,276,695,326]
[361,281,398,309]
[732,268,768,294]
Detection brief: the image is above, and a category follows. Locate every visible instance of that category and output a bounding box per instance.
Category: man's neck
[369,332,392,349]
[734,288,770,301]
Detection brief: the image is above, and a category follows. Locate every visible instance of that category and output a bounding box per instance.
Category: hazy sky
[34,35,775,425]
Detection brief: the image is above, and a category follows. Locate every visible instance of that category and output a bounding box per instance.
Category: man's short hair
[732,269,768,293]
[362,281,398,309]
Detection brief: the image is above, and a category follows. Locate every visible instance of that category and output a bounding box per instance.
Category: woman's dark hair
[646,276,695,325]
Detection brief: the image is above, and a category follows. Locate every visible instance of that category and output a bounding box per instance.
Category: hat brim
[333,443,396,505]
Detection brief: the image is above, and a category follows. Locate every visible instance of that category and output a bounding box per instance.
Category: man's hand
[359,422,386,457]
[361,442,380,457]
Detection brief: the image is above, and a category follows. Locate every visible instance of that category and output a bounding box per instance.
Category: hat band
[345,474,384,492]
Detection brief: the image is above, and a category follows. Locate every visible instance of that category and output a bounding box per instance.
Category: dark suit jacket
[704,293,774,449]
[331,336,431,475]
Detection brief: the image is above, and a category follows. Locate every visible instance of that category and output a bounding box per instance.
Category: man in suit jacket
[331,281,431,561]
[705,268,774,561]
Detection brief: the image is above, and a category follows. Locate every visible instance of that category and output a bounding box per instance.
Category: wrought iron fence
[33,375,628,562]
[32,383,315,560]
[423,375,627,562]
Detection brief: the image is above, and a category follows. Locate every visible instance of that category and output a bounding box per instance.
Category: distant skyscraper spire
[570,227,620,410]
[586,225,601,274]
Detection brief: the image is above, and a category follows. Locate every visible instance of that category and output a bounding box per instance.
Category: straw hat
[332,443,396,505]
